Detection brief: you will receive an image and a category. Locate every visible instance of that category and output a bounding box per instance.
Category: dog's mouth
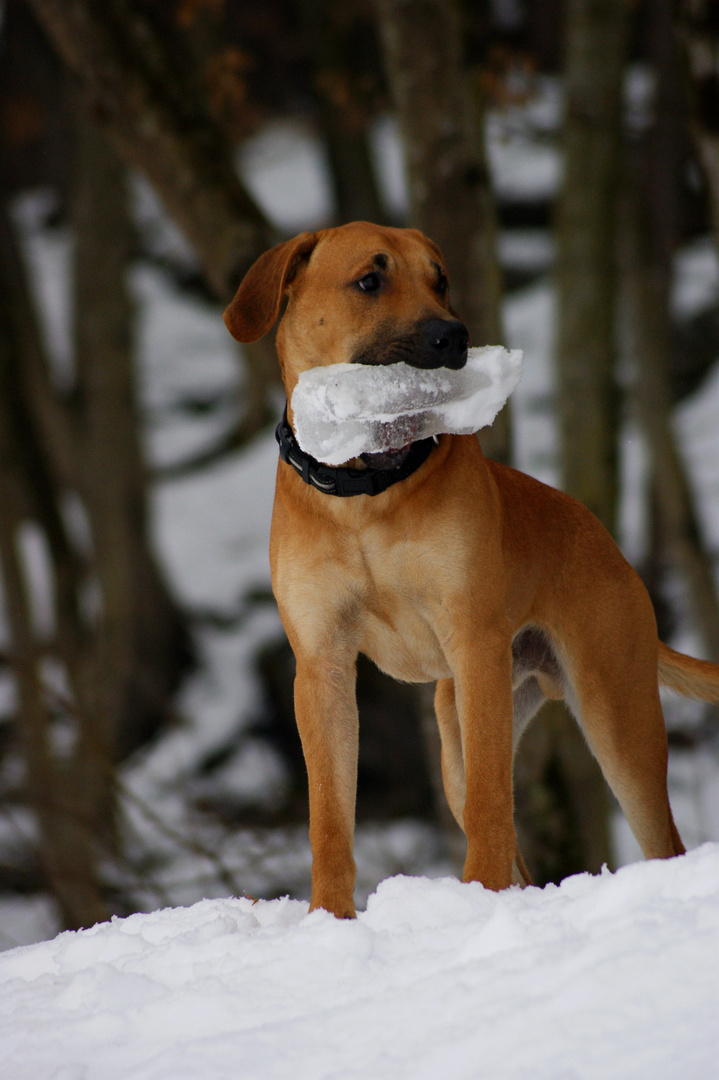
[360,444,412,470]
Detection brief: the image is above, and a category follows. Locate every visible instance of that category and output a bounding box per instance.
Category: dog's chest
[354,535,454,683]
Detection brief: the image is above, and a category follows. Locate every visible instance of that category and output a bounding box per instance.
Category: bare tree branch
[25,0,275,299]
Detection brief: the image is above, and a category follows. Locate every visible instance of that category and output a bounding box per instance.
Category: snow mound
[291,345,523,465]
[0,845,717,1080]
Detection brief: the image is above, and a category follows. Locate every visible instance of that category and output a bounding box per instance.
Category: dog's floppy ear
[223,232,318,342]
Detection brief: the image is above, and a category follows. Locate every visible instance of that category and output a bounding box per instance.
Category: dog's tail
[658,640,719,702]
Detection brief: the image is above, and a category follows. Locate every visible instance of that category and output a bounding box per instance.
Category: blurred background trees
[1,0,719,940]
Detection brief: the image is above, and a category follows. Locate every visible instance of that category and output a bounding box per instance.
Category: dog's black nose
[421,319,469,369]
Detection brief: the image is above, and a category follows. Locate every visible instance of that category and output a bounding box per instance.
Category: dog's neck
[275,408,437,498]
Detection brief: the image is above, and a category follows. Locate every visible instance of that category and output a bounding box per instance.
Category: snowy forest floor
[0,844,717,1080]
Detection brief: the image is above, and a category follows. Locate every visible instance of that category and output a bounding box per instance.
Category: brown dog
[224,221,719,918]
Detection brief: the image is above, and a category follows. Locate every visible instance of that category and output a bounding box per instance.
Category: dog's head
[224,222,469,398]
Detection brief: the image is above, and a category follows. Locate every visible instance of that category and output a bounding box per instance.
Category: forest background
[1,0,718,946]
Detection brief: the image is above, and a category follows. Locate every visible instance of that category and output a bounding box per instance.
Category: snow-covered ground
[0,845,717,1080]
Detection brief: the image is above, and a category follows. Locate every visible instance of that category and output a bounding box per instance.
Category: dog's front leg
[454,629,515,892]
[294,651,359,918]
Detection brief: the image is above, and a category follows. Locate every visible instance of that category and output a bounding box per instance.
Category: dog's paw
[309,896,357,919]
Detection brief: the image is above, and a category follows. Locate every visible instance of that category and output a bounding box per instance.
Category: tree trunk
[621,187,719,661]
[514,705,612,885]
[376,0,509,463]
[624,0,719,660]
[300,0,385,225]
[72,95,195,757]
[677,0,719,257]
[518,0,633,881]
[0,496,109,930]
[554,0,629,531]
[0,202,110,930]
[25,0,274,300]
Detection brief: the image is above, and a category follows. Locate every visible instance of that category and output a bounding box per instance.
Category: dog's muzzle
[416,318,469,370]
[350,317,470,370]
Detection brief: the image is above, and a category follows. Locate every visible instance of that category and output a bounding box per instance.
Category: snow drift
[0,844,717,1080]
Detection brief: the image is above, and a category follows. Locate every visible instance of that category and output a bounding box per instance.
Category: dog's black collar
[275,408,436,497]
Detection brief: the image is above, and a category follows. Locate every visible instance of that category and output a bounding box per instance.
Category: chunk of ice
[291,345,523,466]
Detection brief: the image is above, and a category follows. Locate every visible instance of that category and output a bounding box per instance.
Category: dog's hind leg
[568,649,684,862]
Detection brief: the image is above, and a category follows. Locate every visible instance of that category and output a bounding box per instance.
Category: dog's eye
[436,272,448,296]
[357,272,381,293]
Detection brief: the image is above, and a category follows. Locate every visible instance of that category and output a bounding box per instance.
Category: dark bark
[25,0,275,300]
[0,203,111,930]
[623,0,719,660]
[24,0,282,453]
[376,0,509,463]
[514,701,612,884]
[622,189,719,660]
[677,0,719,256]
[72,97,195,757]
[300,0,385,225]
[554,0,629,532]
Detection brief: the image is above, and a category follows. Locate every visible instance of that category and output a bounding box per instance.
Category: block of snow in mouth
[290,345,523,466]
